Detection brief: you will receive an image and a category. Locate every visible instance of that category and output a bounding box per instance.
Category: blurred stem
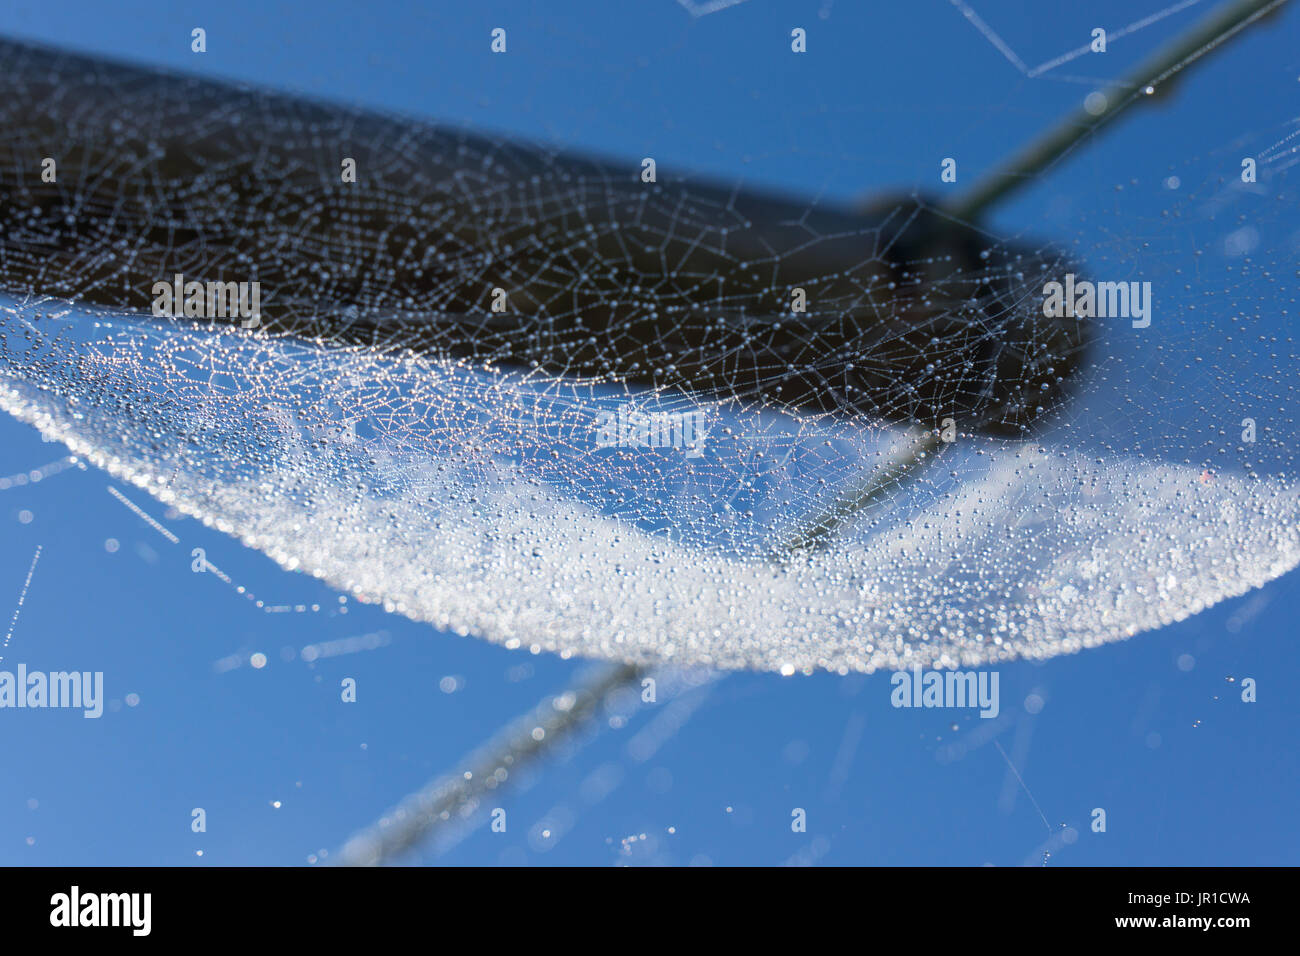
[336,661,643,865]
[779,429,941,557]
[802,0,1292,559]
[947,0,1288,222]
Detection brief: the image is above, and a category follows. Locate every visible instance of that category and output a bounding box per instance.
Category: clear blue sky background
[0,0,1297,865]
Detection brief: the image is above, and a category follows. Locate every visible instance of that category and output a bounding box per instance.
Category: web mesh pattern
[0,39,1086,435]
[0,36,1296,673]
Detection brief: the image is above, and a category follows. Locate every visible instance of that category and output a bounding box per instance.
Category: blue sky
[0,0,1297,866]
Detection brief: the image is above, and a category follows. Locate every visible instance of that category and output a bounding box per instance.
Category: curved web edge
[2,297,1296,674]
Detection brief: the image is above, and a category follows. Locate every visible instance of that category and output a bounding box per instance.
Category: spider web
[0,31,1296,674]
